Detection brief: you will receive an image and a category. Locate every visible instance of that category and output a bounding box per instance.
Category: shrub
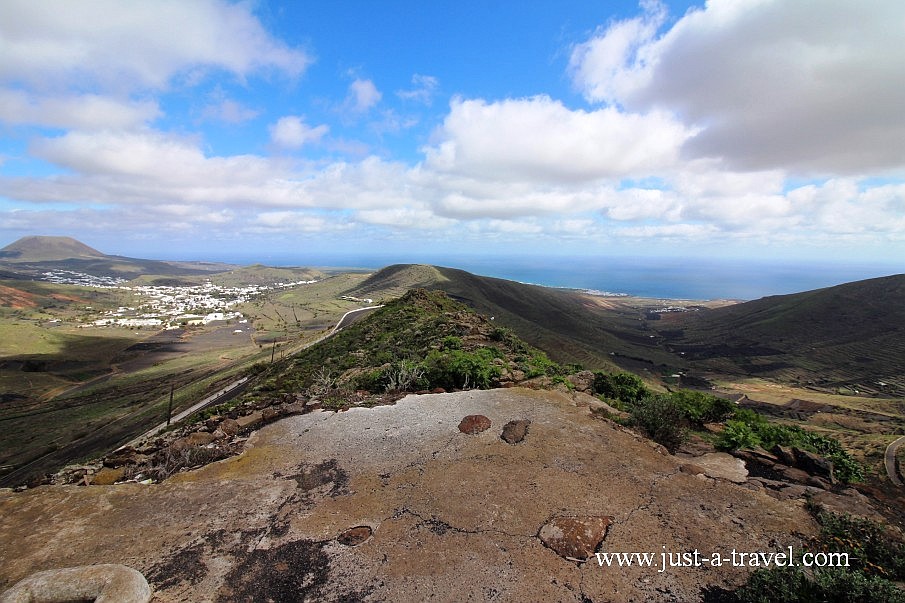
[670,390,735,425]
[523,350,560,378]
[592,371,649,405]
[719,420,762,450]
[725,566,905,603]
[814,512,905,579]
[421,347,500,390]
[629,394,687,452]
[384,360,426,393]
[716,408,864,483]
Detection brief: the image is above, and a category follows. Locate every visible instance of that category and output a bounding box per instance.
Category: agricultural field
[0,270,378,485]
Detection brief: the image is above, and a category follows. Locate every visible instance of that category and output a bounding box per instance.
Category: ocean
[216,252,902,301]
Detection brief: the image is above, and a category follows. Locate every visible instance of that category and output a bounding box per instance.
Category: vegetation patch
[716,408,864,483]
[705,508,905,602]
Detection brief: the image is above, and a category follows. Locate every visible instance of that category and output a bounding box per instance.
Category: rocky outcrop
[2,388,821,602]
[792,447,836,484]
[688,452,748,483]
[0,565,151,603]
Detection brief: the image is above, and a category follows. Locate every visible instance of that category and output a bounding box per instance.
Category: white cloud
[397,74,439,105]
[424,96,690,183]
[570,0,905,174]
[0,0,311,91]
[345,79,382,114]
[269,116,329,150]
[0,89,160,130]
[200,99,259,124]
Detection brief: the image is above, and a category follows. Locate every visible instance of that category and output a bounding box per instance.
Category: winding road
[129,304,384,444]
[885,435,905,486]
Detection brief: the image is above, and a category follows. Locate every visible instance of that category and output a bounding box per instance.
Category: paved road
[331,305,384,332]
[885,435,905,486]
[127,305,384,445]
[133,377,250,444]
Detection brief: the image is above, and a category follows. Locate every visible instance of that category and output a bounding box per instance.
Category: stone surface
[91,467,126,486]
[565,371,595,393]
[235,411,263,430]
[0,564,151,603]
[262,407,281,422]
[218,418,239,436]
[538,516,613,561]
[337,526,373,546]
[457,414,491,434]
[500,419,530,444]
[691,452,749,483]
[0,388,823,603]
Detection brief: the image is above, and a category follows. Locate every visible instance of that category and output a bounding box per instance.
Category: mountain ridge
[0,235,105,262]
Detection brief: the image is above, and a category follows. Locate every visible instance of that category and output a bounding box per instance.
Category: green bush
[523,350,560,378]
[441,335,462,350]
[715,409,864,483]
[719,420,761,450]
[629,394,686,452]
[726,566,905,603]
[815,512,905,579]
[592,372,649,405]
[421,347,501,390]
[670,390,735,425]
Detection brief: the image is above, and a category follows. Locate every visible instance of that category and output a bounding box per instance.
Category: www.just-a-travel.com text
[595,547,849,573]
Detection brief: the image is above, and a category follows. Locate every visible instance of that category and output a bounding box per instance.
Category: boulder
[337,526,373,546]
[539,516,613,561]
[91,467,126,486]
[691,453,748,483]
[775,465,812,484]
[566,371,595,393]
[792,448,836,484]
[0,564,152,603]
[501,420,530,444]
[103,447,140,468]
[771,445,797,466]
[458,415,491,434]
[261,407,282,422]
[235,411,263,430]
[218,418,239,436]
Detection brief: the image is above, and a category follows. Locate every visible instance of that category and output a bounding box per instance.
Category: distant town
[42,269,317,329]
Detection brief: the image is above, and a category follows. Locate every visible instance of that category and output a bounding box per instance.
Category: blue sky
[1,0,904,268]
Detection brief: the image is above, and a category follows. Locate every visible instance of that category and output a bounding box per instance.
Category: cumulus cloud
[0,0,310,90]
[570,0,905,174]
[269,116,329,150]
[425,96,690,183]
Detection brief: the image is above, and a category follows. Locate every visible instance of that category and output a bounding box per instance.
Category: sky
[1,0,904,268]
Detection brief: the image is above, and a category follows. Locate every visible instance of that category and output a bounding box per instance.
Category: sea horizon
[157,252,902,301]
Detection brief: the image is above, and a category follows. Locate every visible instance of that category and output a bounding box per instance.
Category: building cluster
[42,270,317,330]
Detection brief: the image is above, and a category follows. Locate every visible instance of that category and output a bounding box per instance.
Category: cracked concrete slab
[0,388,816,602]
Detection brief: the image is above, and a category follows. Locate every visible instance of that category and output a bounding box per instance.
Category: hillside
[0,235,104,262]
[348,264,680,372]
[0,235,235,279]
[660,274,905,394]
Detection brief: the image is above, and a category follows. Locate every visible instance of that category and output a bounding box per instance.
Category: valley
[0,238,900,495]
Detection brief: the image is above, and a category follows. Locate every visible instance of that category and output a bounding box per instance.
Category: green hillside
[662,274,905,394]
[346,264,680,371]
